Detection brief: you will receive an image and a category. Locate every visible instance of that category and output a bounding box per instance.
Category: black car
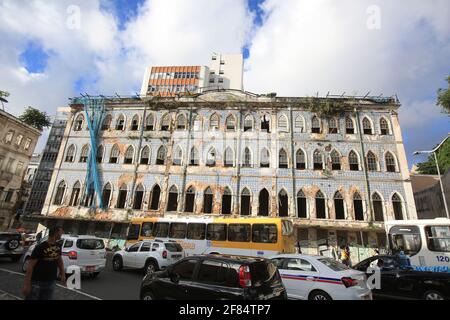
[140,254,287,300]
[353,255,450,300]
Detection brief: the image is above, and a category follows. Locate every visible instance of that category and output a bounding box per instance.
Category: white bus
[385,218,450,272]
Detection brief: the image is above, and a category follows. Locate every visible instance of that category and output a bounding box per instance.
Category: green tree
[18,107,52,131]
[417,139,450,174]
[437,76,450,114]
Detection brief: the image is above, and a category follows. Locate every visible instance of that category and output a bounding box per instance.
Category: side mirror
[170,272,180,284]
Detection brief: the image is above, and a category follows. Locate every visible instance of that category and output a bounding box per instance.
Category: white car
[271,254,372,300]
[112,240,185,274]
[22,235,107,277]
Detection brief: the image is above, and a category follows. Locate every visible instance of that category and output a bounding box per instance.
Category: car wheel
[424,290,445,300]
[22,257,29,273]
[5,239,20,251]
[309,290,332,301]
[112,256,123,271]
[141,290,155,300]
[144,260,158,275]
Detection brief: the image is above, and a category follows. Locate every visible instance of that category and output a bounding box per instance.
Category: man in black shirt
[22,226,66,300]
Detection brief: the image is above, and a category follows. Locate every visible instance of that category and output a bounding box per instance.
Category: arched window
[222,187,232,215]
[210,113,219,131]
[206,148,216,167]
[311,116,321,133]
[133,184,144,210]
[167,185,179,212]
[79,145,89,163]
[156,146,167,165]
[243,147,252,168]
[244,115,253,132]
[149,184,161,211]
[392,193,404,220]
[349,151,359,171]
[54,181,66,205]
[296,149,306,170]
[224,147,234,167]
[65,145,75,162]
[297,190,307,218]
[69,182,81,206]
[101,115,112,131]
[366,151,378,171]
[193,115,202,131]
[96,145,104,163]
[330,150,341,170]
[334,192,345,220]
[278,115,288,132]
[176,114,187,130]
[116,114,125,131]
[203,187,214,214]
[173,146,183,166]
[130,115,139,131]
[258,189,270,216]
[385,152,397,172]
[278,189,289,217]
[362,117,372,135]
[295,115,304,133]
[140,146,150,165]
[316,191,326,219]
[160,114,171,131]
[102,183,112,208]
[184,186,195,213]
[190,147,199,166]
[15,134,23,146]
[117,184,128,209]
[380,118,389,135]
[260,148,270,168]
[74,114,84,131]
[345,117,355,134]
[145,114,155,131]
[124,146,134,164]
[372,193,384,222]
[226,115,236,131]
[313,150,323,170]
[328,118,338,134]
[110,144,120,164]
[240,188,251,216]
[279,149,288,168]
[354,192,364,221]
[84,184,95,207]
[260,114,270,132]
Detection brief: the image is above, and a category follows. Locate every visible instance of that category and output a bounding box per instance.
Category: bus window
[206,224,227,241]
[228,224,251,242]
[127,224,140,241]
[187,223,206,240]
[252,224,277,243]
[425,226,450,253]
[151,222,169,238]
[141,222,153,237]
[169,223,187,239]
[389,226,421,255]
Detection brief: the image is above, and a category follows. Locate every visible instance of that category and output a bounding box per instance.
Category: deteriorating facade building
[40,90,417,253]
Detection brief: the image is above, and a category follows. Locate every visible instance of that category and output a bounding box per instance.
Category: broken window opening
[117,185,128,209]
[150,185,161,211]
[184,187,195,213]
[133,185,144,210]
[222,188,232,215]
[354,192,364,221]
[258,189,270,217]
[297,190,307,218]
[261,114,270,132]
[203,187,214,214]
[334,192,345,220]
[278,190,289,217]
[316,191,326,219]
[240,189,251,216]
[167,186,179,212]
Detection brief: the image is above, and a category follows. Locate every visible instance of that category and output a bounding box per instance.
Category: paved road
[0,253,143,300]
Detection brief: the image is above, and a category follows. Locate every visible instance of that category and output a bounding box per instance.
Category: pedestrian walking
[22,226,66,300]
[340,245,350,266]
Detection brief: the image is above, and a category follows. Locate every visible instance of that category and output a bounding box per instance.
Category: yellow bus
[126,216,296,258]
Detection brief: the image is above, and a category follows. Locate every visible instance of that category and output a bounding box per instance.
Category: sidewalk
[0,269,99,300]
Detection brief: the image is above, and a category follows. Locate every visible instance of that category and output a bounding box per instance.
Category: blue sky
[0,0,449,167]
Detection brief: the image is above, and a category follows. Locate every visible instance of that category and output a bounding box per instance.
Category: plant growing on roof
[306,97,348,117]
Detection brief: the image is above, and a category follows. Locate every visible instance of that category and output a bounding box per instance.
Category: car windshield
[76,239,105,250]
[318,258,349,271]
[165,243,183,252]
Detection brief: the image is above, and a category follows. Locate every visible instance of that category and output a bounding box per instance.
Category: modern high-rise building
[23,107,70,217]
[140,53,244,97]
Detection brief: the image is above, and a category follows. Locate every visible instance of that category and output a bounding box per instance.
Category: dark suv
[140,255,287,300]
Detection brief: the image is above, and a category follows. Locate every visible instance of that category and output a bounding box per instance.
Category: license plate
[86,266,95,272]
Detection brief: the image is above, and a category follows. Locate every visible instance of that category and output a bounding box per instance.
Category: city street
[0,253,143,300]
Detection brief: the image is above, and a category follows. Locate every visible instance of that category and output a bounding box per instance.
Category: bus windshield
[389,226,422,256]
